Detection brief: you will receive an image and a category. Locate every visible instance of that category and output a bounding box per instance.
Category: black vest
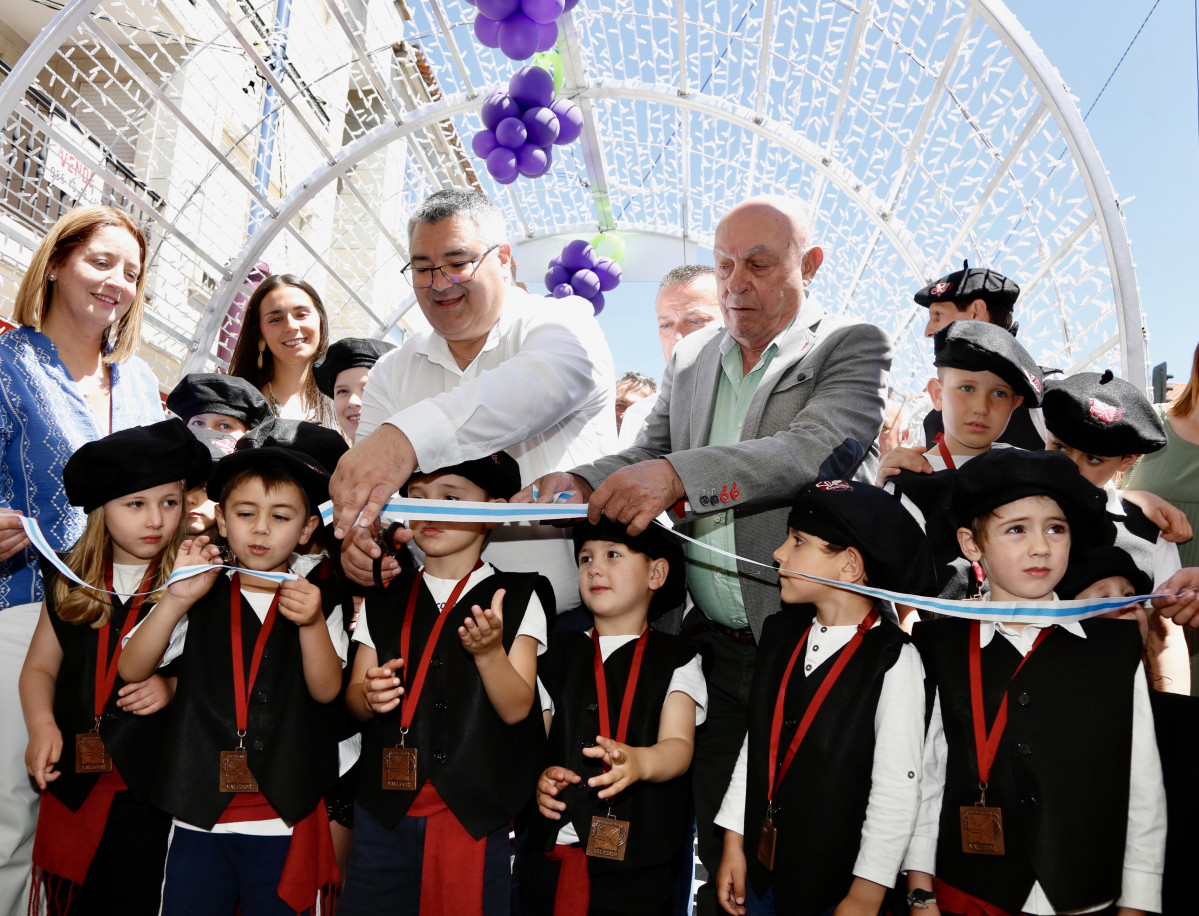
[42,565,168,811]
[913,618,1142,912]
[526,629,698,872]
[1103,498,1160,587]
[743,608,906,914]
[888,469,977,601]
[152,578,340,828]
[357,567,553,837]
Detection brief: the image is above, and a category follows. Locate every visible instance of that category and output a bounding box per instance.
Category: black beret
[785,480,938,596]
[571,518,687,618]
[236,418,349,477]
[915,261,1020,310]
[166,373,271,428]
[207,446,330,513]
[64,418,212,513]
[1057,545,1153,601]
[949,449,1107,547]
[934,320,1044,406]
[1042,370,1166,457]
[189,427,239,464]
[408,451,523,501]
[313,338,395,399]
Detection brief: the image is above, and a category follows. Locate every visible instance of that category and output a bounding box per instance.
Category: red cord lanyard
[767,608,879,805]
[934,432,957,470]
[230,573,281,741]
[590,627,650,770]
[94,561,159,723]
[968,620,1053,788]
[397,562,482,732]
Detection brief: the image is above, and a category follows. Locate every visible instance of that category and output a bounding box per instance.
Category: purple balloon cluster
[472,66,583,185]
[544,239,622,316]
[468,0,577,61]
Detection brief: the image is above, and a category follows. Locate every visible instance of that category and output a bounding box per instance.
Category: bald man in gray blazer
[520,196,891,913]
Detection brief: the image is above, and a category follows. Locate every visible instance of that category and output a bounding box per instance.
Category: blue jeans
[160,826,305,916]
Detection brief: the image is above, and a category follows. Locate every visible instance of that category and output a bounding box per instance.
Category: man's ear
[801,246,824,284]
[496,243,513,268]
[840,546,867,585]
[214,504,228,539]
[298,514,320,547]
[957,526,983,562]
[647,557,668,592]
[927,377,943,412]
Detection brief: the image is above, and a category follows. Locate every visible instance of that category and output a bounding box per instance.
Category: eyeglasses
[401,245,499,289]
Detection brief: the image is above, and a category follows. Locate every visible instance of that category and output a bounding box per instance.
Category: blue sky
[597,1,1199,389]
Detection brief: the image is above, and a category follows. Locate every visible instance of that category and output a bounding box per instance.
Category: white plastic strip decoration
[313,498,1187,625]
[17,515,298,597]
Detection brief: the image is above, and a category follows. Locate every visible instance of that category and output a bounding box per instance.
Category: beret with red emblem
[1041,369,1166,457]
[914,260,1020,310]
[189,427,239,464]
[785,480,938,595]
[933,319,1044,406]
[406,451,522,501]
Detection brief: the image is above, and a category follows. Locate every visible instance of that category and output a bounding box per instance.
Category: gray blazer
[573,299,892,638]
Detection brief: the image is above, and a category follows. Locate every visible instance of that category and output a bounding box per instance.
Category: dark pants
[160,827,303,916]
[518,848,673,916]
[340,801,512,916]
[684,620,757,916]
[44,790,170,916]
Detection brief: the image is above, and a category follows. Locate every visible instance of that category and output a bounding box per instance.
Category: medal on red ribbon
[220,573,279,793]
[76,561,158,774]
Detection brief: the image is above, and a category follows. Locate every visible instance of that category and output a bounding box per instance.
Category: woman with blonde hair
[0,205,163,914]
[227,274,337,429]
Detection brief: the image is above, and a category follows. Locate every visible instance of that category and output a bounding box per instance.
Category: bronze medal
[757,816,778,869]
[960,803,1005,855]
[219,747,259,793]
[585,815,630,861]
[75,732,112,774]
[382,745,418,791]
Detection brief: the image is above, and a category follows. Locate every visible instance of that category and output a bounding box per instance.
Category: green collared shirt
[686,334,784,628]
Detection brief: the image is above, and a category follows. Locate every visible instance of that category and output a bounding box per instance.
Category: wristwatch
[906,888,936,909]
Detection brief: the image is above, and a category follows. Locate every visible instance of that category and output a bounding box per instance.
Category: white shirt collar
[978,603,1086,649]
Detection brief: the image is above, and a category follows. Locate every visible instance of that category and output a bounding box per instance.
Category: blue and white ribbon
[17,515,298,598]
[311,497,1184,625]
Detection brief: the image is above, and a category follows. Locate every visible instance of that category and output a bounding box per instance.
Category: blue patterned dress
[0,326,163,607]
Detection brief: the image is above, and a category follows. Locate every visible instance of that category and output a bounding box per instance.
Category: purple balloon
[481,90,521,131]
[549,98,583,145]
[498,12,540,60]
[474,13,502,49]
[545,263,571,289]
[560,238,598,271]
[535,20,559,52]
[594,256,623,291]
[570,268,601,299]
[495,117,528,150]
[562,0,580,11]
[520,106,560,147]
[520,0,565,25]
[548,253,563,268]
[552,283,574,299]
[476,0,520,19]
[509,65,555,110]
[516,143,550,177]
[589,291,605,315]
[471,129,499,159]
[486,146,518,183]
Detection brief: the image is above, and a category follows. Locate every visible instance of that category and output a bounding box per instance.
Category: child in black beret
[906,448,1165,916]
[20,418,210,913]
[167,373,271,438]
[312,338,395,442]
[520,518,701,916]
[716,480,934,916]
[340,451,554,914]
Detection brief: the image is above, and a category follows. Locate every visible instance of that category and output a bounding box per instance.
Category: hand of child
[24,724,62,790]
[363,657,405,715]
[459,588,505,657]
[166,536,222,601]
[116,673,175,715]
[716,831,748,916]
[277,576,323,628]
[583,735,645,798]
[875,445,932,483]
[536,765,581,820]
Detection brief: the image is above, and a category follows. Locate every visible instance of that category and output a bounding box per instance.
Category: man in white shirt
[329,189,615,608]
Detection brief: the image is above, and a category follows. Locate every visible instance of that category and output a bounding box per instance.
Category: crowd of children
[12,283,1199,916]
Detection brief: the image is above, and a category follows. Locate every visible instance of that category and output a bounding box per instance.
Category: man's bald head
[719,196,817,256]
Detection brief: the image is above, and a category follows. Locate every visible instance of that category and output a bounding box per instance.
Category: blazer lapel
[742,300,825,439]
[687,334,725,448]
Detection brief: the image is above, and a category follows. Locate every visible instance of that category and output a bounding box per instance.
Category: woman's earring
[47,275,55,282]
[256,338,266,370]
[971,561,986,600]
